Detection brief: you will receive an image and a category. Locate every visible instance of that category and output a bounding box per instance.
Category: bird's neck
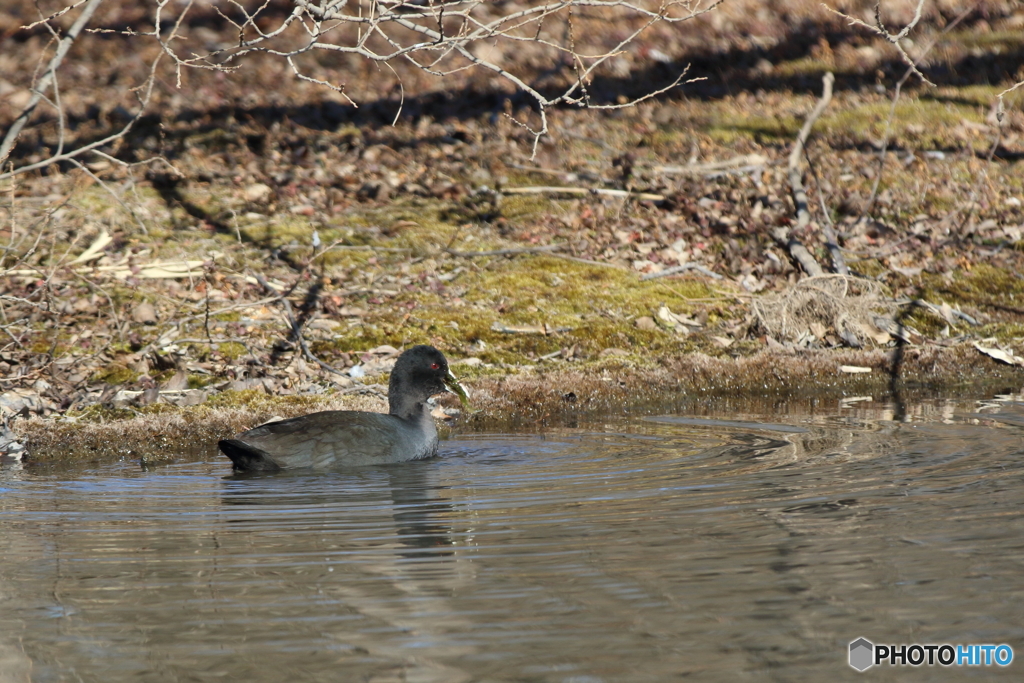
[390,397,430,423]
[396,402,438,445]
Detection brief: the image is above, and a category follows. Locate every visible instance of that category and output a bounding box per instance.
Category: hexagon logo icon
[849,638,874,671]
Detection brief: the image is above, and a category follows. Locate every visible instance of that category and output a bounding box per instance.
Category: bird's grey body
[219,407,438,470]
[219,345,463,471]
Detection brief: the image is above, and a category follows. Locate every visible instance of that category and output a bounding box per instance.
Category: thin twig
[807,159,849,275]
[640,263,724,281]
[446,245,562,258]
[653,153,769,176]
[67,158,149,235]
[171,296,285,325]
[0,295,46,309]
[860,4,975,218]
[311,244,412,253]
[167,337,252,345]
[954,111,1006,236]
[823,0,934,86]
[71,271,125,343]
[501,186,665,201]
[897,298,980,326]
[446,244,628,270]
[253,272,347,377]
[174,337,267,362]
[21,0,91,30]
[0,0,106,166]
[549,252,628,269]
[509,163,611,184]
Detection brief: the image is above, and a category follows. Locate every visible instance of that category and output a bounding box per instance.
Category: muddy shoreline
[11,344,1021,464]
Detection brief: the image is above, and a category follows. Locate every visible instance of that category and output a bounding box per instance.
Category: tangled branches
[0,0,719,180]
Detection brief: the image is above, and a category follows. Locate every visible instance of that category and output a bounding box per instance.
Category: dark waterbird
[219,345,468,471]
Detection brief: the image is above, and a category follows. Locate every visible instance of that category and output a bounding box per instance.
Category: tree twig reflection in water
[887,298,921,422]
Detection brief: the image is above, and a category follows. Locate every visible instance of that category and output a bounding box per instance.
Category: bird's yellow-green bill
[444,371,472,411]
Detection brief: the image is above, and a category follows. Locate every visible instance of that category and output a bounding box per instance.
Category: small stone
[389,220,420,233]
[358,181,390,201]
[656,305,678,329]
[132,302,158,325]
[244,183,272,202]
[113,389,141,408]
[0,422,26,459]
[307,319,341,331]
[225,378,266,393]
[161,370,189,391]
[174,390,208,407]
[0,389,44,415]
[634,316,657,331]
[141,387,162,405]
[360,358,396,375]
[72,298,98,315]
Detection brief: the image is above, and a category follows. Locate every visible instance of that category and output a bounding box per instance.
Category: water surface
[2,396,1023,681]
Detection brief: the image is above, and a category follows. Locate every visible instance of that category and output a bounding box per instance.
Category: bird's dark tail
[218,439,281,472]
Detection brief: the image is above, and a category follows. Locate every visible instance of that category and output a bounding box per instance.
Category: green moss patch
[92,363,140,385]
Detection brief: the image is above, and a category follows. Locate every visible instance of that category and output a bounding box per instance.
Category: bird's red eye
[430,363,440,370]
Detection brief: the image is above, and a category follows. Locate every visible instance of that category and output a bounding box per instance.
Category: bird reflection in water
[220,461,460,562]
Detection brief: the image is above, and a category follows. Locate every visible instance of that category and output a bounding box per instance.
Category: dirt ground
[2,0,1024,461]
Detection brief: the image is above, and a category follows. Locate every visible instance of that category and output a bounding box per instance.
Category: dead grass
[750,275,893,345]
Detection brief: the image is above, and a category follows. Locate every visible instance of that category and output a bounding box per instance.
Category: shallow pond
[2,394,1024,682]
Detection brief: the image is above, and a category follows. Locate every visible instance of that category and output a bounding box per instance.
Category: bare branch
[501,185,665,201]
[4,0,721,181]
[772,72,835,278]
[823,0,934,86]
[0,0,106,166]
[66,159,150,236]
[20,0,91,31]
[860,3,975,218]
